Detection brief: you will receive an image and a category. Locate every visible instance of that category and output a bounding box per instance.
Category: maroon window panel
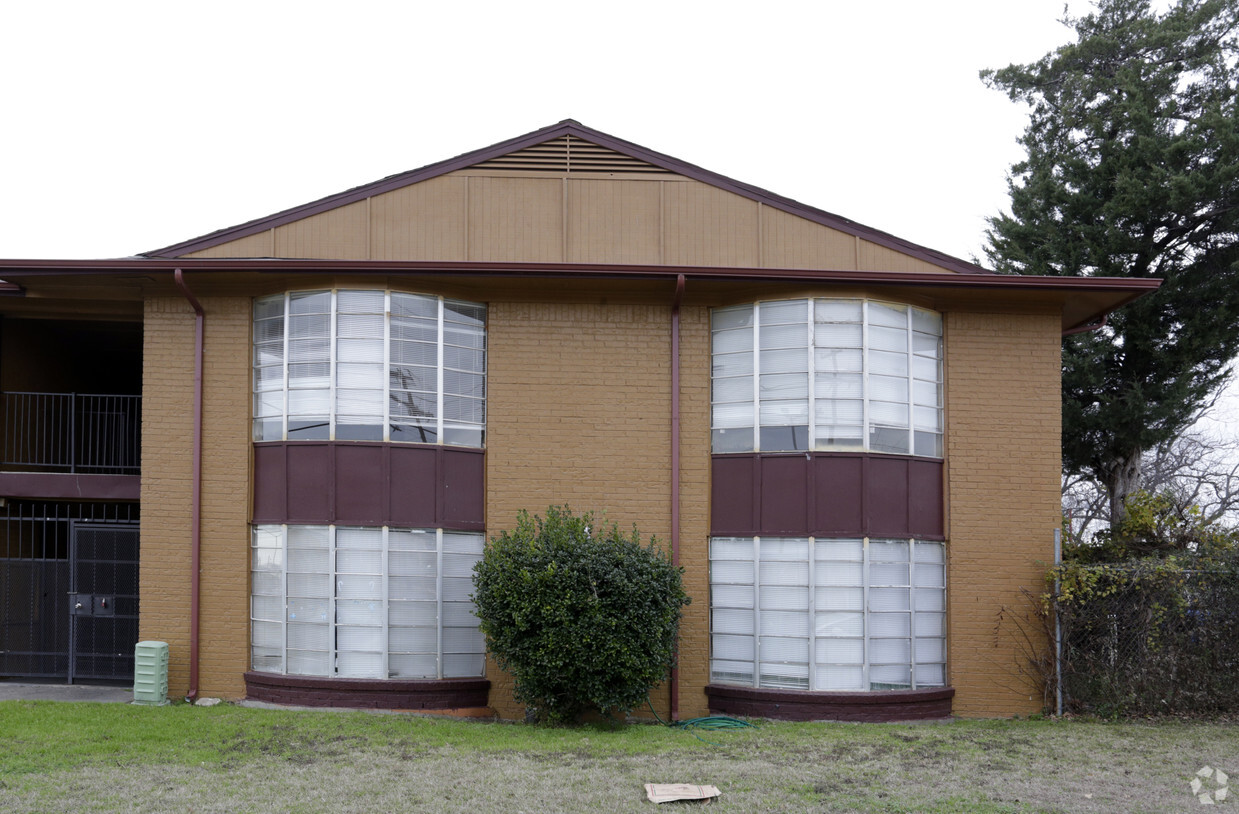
[253,441,484,531]
[711,452,943,539]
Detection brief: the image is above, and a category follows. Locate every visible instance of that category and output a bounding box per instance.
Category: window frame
[709,535,947,692]
[250,524,487,681]
[253,289,487,447]
[711,298,943,457]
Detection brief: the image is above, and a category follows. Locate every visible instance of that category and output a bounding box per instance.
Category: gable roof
[142,119,992,275]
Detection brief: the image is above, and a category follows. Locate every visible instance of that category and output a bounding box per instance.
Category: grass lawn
[1,701,1234,813]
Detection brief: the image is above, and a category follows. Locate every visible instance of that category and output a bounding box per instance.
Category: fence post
[1054,527,1063,717]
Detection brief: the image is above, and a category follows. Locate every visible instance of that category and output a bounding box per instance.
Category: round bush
[471,506,690,723]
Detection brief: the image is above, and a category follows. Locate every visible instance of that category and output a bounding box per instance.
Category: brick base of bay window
[244,672,491,713]
[705,684,954,722]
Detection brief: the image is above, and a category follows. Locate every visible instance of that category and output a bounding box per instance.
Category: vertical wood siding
[761,206,858,270]
[467,177,564,263]
[186,231,271,259]
[566,178,662,265]
[371,176,468,261]
[275,200,369,259]
[185,169,960,274]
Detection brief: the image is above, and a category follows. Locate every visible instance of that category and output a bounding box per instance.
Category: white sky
[0,0,1089,262]
[2,0,1236,431]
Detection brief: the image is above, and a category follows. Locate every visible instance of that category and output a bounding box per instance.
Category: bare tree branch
[1065,427,1239,542]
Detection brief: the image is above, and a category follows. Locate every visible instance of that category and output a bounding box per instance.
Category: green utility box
[132,641,170,705]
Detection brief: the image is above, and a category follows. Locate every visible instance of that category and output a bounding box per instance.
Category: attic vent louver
[475,136,674,174]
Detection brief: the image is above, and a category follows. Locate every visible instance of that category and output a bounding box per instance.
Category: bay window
[254,290,486,447]
[711,299,943,456]
[710,536,946,691]
[251,525,486,679]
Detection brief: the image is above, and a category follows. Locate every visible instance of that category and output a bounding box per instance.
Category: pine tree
[983,0,1239,524]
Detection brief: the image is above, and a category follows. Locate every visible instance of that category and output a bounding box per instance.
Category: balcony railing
[0,392,141,475]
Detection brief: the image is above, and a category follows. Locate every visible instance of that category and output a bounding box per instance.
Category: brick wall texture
[483,300,712,720]
[140,296,251,699]
[136,288,1060,720]
[944,311,1062,717]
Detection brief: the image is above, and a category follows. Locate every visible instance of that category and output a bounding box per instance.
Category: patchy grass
[0,702,1235,812]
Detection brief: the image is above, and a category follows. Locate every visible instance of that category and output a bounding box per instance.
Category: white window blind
[711,299,943,456]
[251,524,486,680]
[254,290,486,447]
[709,536,946,692]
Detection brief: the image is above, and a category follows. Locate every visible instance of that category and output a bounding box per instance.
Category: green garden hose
[646,696,755,743]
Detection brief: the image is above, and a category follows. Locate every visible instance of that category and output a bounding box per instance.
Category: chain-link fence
[1052,561,1239,716]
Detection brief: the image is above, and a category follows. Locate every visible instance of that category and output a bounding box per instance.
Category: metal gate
[0,501,138,682]
[67,523,139,682]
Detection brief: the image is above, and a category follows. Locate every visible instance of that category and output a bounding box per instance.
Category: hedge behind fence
[1053,554,1239,716]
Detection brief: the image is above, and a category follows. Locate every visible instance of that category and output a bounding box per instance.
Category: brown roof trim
[0,256,1157,289]
[0,257,1158,330]
[139,119,992,275]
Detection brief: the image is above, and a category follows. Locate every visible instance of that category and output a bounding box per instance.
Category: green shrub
[1067,490,1239,564]
[471,506,690,724]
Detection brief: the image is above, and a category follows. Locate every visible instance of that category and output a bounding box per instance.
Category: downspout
[1062,314,1106,337]
[670,274,685,721]
[174,268,204,703]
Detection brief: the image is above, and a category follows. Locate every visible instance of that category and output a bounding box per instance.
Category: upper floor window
[711,299,942,456]
[254,290,486,447]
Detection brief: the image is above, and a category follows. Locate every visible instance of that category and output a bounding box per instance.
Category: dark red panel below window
[866,457,910,537]
[253,442,484,531]
[286,444,332,524]
[711,452,943,539]
[759,455,809,535]
[709,456,757,536]
[812,455,864,535]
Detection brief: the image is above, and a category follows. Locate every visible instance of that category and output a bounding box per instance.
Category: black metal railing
[0,392,141,475]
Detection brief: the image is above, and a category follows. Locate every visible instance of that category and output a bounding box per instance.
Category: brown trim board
[0,260,1159,332]
[0,472,140,501]
[244,672,491,711]
[706,684,954,722]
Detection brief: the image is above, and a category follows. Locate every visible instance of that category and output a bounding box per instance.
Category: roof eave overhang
[0,258,1159,331]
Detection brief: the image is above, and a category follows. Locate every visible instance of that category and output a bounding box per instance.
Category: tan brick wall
[944,311,1061,717]
[485,299,712,719]
[139,298,193,693]
[136,287,1063,719]
[140,295,251,699]
[677,304,713,719]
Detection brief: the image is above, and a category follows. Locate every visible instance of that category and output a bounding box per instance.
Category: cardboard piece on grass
[645,784,721,804]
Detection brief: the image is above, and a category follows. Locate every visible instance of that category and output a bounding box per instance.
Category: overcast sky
[0,0,1093,262]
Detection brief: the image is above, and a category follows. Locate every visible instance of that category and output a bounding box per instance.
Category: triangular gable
[145,120,988,275]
